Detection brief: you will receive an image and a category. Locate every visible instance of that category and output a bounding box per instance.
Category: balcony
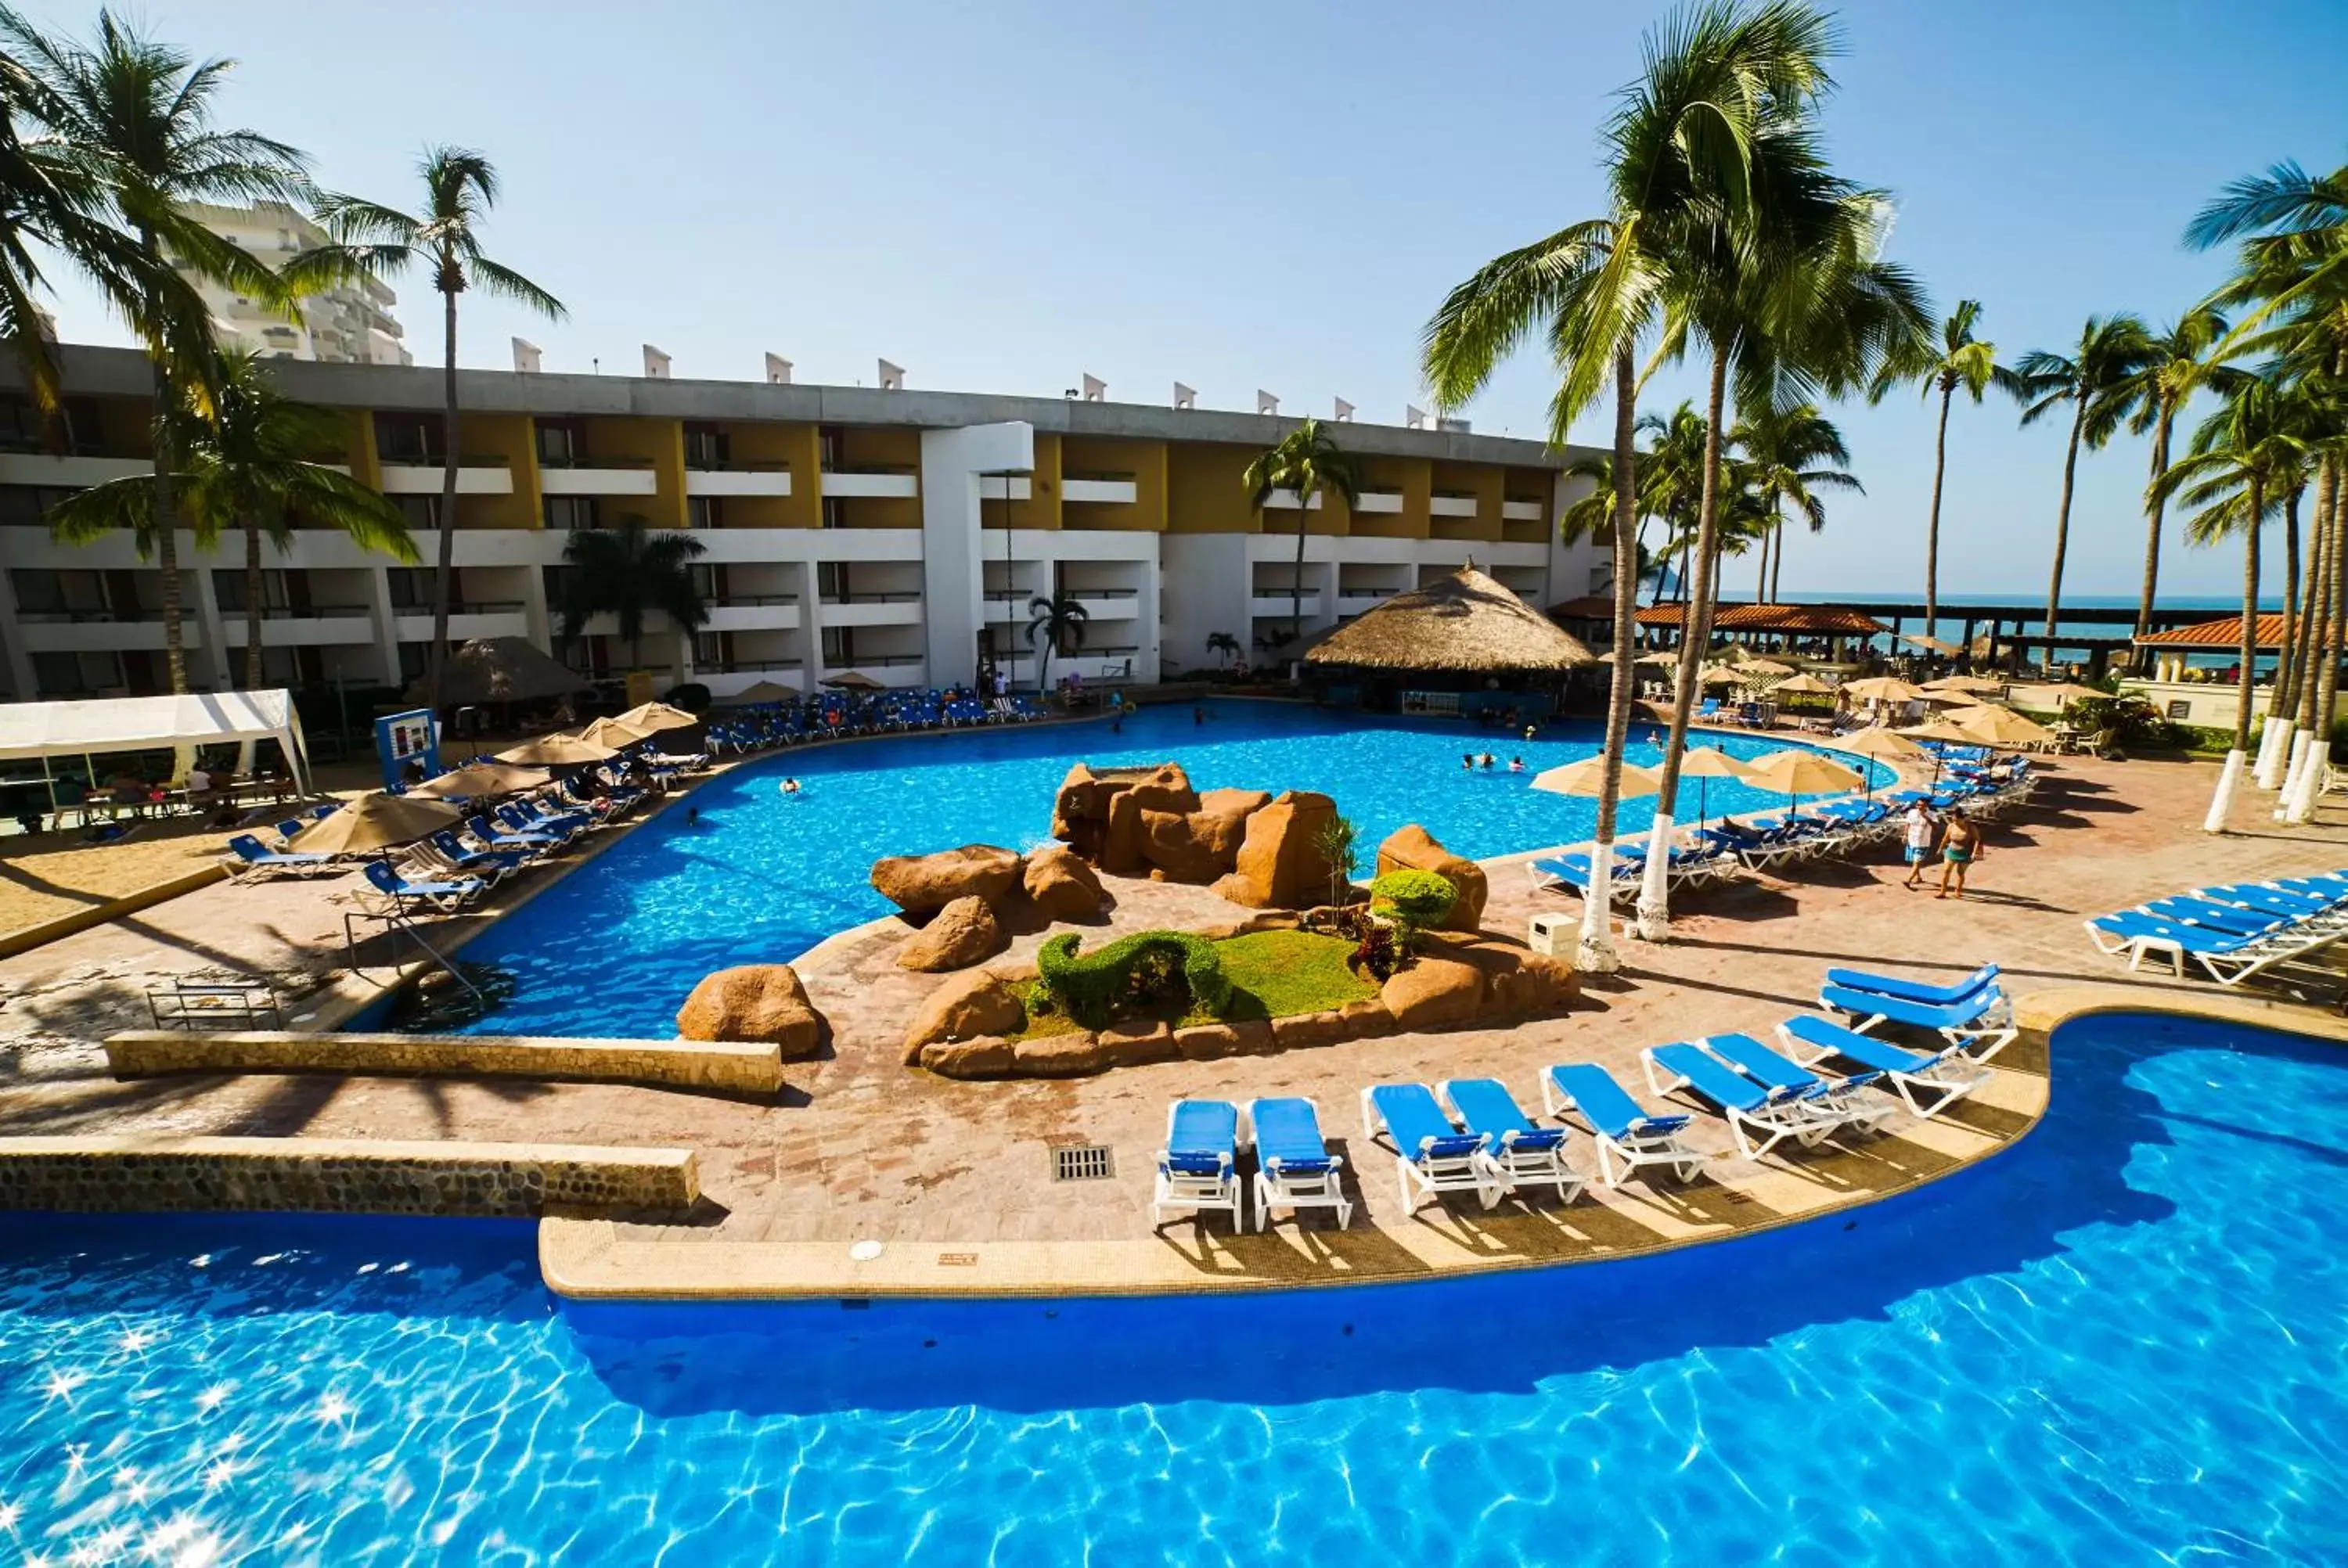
[1503,498,1546,522]
[978,477,1033,502]
[1251,591,1323,617]
[817,589,922,628]
[0,453,152,487]
[1061,471,1139,505]
[1338,588,1398,614]
[1064,588,1140,620]
[705,594,801,633]
[539,458,659,498]
[380,457,513,495]
[1354,488,1405,516]
[1258,490,1324,512]
[1430,491,1480,519]
[821,466,920,499]
[711,657,804,674]
[19,617,188,653]
[220,607,376,648]
[394,603,529,642]
[684,464,793,498]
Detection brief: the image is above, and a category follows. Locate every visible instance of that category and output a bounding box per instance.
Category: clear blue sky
[24,0,2348,599]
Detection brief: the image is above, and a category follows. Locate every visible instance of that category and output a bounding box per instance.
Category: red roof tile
[2134,613,2290,650]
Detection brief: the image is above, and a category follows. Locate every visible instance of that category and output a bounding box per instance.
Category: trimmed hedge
[1032,930,1233,1026]
[1370,869,1459,928]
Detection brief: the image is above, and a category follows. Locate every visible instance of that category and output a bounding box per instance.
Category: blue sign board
[375,707,440,790]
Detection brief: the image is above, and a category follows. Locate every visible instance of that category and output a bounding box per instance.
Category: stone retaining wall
[105,1030,783,1097]
[0,1135,699,1217]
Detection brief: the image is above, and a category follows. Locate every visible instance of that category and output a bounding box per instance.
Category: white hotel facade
[0,344,1608,703]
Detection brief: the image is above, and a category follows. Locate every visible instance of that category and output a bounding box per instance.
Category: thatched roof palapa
[412,637,589,708]
[1305,565,1595,673]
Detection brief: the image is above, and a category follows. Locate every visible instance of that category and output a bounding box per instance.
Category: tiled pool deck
[3,741,2344,1296]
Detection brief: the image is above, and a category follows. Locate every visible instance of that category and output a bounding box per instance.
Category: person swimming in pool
[780,778,801,797]
[1461,753,1475,771]
[1478,752,1496,769]
[1508,756,1526,772]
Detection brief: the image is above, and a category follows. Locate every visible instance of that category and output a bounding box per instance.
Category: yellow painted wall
[1059,436,1164,531]
[583,417,686,530]
[456,412,538,530]
[1504,465,1554,544]
[718,421,820,528]
[1431,460,1503,541]
[1348,455,1428,539]
[832,427,921,528]
[1165,442,1262,534]
[337,409,379,487]
[985,432,1061,531]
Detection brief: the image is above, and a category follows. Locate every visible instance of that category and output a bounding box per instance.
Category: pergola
[1628,602,1889,658]
[2132,614,2290,682]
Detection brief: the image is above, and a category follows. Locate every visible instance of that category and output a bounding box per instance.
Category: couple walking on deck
[1902,800,1985,899]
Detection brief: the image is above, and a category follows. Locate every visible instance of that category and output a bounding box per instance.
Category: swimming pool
[449,700,1884,1038]
[2,1010,2342,1562]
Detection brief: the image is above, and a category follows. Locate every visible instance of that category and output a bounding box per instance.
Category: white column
[1136,541,1165,684]
[0,566,35,697]
[919,422,1034,690]
[2202,750,2245,833]
[1577,838,1621,973]
[188,547,231,691]
[2254,712,2292,787]
[1633,812,1673,940]
[787,557,819,690]
[2276,730,2314,821]
[360,563,403,686]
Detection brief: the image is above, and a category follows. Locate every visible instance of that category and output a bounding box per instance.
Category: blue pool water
[2,1011,2344,1563]
[452,700,1882,1038]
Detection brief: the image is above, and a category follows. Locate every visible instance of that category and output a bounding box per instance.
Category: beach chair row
[2087,870,2348,988]
[1156,963,2015,1229]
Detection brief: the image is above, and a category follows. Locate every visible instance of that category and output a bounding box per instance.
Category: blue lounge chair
[1359,1083,1496,1213]
[1641,1041,1840,1161]
[1248,1097,1351,1230]
[362,859,485,912]
[1817,980,2018,1061]
[429,829,530,876]
[2084,909,2343,989]
[1540,1064,1703,1185]
[1777,1014,1987,1120]
[1529,852,1640,902]
[468,813,562,851]
[1153,1099,1242,1228]
[222,833,336,880]
[1821,963,2001,1009]
[1696,1033,1892,1138]
[1438,1077,1583,1203]
[2137,896,2286,940]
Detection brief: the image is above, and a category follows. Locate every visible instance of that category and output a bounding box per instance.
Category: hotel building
[174,201,412,368]
[0,344,1607,703]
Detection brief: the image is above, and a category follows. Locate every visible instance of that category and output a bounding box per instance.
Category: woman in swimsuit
[1936,807,1984,899]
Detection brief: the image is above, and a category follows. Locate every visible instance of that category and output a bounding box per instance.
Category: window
[693,632,723,667]
[686,495,722,530]
[0,485,76,528]
[211,570,290,613]
[373,414,436,462]
[385,567,430,610]
[535,419,582,468]
[542,496,600,532]
[821,627,856,666]
[688,564,716,601]
[816,562,848,600]
[821,498,847,530]
[394,495,441,532]
[682,424,729,468]
[31,652,89,696]
[10,569,64,615]
[396,641,430,682]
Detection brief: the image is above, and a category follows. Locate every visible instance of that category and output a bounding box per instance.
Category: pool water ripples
[1,1012,2344,1562]
[451,700,1883,1038]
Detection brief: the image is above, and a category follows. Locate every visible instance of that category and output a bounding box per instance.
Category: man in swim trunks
[1936,807,1983,899]
[1901,800,1936,889]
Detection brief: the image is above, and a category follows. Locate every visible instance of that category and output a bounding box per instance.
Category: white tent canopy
[0,690,312,796]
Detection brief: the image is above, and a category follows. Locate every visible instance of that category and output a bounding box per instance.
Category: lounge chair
[1641,1041,1841,1162]
[1437,1077,1583,1203]
[1817,980,2018,1062]
[1152,1099,1243,1228]
[1528,852,1640,903]
[1821,963,2001,1009]
[1540,1064,1703,1185]
[2083,909,2344,990]
[468,813,564,851]
[427,829,531,877]
[221,833,337,880]
[362,859,485,912]
[1359,1083,1499,1214]
[1248,1097,1352,1230]
[1696,1033,1893,1139]
[1777,1013,1988,1120]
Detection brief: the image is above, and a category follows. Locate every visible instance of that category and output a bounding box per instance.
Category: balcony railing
[686,459,792,474]
[716,657,804,673]
[16,607,153,624]
[821,590,921,604]
[1066,588,1140,601]
[537,454,656,471]
[712,592,800,608]
[226,603,373,620]
[848,653,924,668]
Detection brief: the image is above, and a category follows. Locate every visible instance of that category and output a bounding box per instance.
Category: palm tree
[1205,631,1241,671]
[1866,300,2019,632]
[2012,315,2159,646]
[554,517,708,672]
[1730,401,1860,603]
[311,149,564,711]
[1025,592,1089,692]
[4,8,310,692]
[1242,419,1362,642]
[2101,308,2243,664]
[1636,402,1711,606]
[1420,0,1849,969]
[2154,376,2306,829]
[50,350,417,688]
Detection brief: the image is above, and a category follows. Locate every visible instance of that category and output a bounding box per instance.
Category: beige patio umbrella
[1842,676,1926,703]
[1770,672,1835,695]
[1676,745,1754,828]
[1698,664,1745,687]
[1924,674,2006,694]
[290,791,459,854]
[1739,658,1797,677]
[2013,681,2105,710]
[1898,718,1984,745]
[1902,633,1961,655]
[1921,686,1989,707]
[1947,704,2055,747]
[498,732,620,767]
[574,715,655,749]
[1833,725,1930,764]
[405,761,553,800]
[614,701,701,734]
[1530,757,1662,798]
[722,680,797,705]
[822,671,886,691]
[1741,749,1867,807]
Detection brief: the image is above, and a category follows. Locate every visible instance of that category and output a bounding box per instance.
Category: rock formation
[676,965,823,1056]
[1375,824,1489,931]
[870,844,1023,917]
[895,894,1005,972]
[1023,844,1108,922]
[1211,790,1341,908]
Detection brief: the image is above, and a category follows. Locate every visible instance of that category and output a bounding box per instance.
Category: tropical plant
[1368,867,1457,955]
[2101,308,2245,662]
[1243,418,1363,639]
[1313,815,1359,907]
[1030,930,1231,1027]
[1205,630,1241,670]
[554,517,708,670]
[1636,402,1712,602]
[1866,300,2020,631]
[4,7,311,692]
[310,149,564,710]
[49,349,416,687]
[1729,401,1860,602]
[2012,315,2159,642]
[1024,592,1089,690]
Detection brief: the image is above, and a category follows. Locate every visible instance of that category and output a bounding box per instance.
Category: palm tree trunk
[1580,347,1641,975]
[2044,401,2084,649]
[2276,486,2303,714]
[2235,478,2263,755]
[243,521,265,689]
[146,354,187,693]
[1925,380,1952,636]
[1290,485,1309,643]
[1755,518,1769,604]
[1768,503,1787,603]
[1640,346,1729,940]
[2299,455,2340,735]
[427,281,460,712]
[2313,462,2346,766]
[2131,406,2171,673]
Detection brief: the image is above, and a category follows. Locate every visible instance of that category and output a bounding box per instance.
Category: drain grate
[1050,1143,1116,1182]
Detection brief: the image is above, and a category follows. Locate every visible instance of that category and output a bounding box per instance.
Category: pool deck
[5,737,2348,1299]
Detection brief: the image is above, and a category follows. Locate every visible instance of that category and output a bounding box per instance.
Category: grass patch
[1007,929,1376,1040]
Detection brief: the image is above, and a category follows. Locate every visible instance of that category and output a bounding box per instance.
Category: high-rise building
[0,345,1608,701]
[174,201,410,367]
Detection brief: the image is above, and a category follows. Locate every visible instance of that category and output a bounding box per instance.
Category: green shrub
[1370,869,1458,928]
[1031,930,1233,1026]
[2069,694,2193,752]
